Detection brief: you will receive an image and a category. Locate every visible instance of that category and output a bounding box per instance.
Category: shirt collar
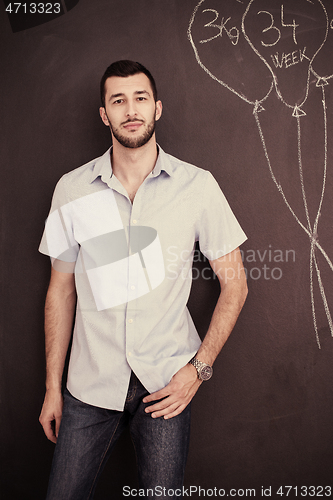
[90,144,174,184]
[90,148,113,184]
[151,145,174,177]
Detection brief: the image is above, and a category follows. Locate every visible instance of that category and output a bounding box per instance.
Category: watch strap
[189,356,213,381]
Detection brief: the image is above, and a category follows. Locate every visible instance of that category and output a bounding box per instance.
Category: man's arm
[39,264,76,443]
[143,247,248,419]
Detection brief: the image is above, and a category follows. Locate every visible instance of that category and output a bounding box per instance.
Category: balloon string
[254,106,333,346]
[296,115,320,346]
[296,115,312,234]
[315,86,333,337]
[313,246,333,336]
[297,93,333,342]
[314,85,328,239]
[309,244,320,348]
[253,109,309,233]
[308,85,333,340]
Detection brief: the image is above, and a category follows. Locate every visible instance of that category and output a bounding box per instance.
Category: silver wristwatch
[189,356,213,381]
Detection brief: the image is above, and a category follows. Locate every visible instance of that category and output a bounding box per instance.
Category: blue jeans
[46,372,191,499]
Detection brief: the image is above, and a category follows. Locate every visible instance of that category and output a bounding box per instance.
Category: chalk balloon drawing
[188,0,333,348]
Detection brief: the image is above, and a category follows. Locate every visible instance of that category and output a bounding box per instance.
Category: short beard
[109,118,156,149]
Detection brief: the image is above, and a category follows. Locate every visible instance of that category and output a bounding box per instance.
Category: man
[39,60,248,499]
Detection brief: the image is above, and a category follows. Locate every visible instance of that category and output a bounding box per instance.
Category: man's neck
[111,137,158,188]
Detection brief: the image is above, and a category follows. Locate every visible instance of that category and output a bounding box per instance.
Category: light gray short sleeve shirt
[39,146,247,410]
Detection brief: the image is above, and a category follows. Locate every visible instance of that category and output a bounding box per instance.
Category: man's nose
[125,100,137,118]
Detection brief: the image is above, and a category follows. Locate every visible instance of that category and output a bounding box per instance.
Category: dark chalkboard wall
[1,0,333,498]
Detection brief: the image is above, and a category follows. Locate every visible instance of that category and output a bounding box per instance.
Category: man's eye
[137,97,146,101]
[113,99,123,104]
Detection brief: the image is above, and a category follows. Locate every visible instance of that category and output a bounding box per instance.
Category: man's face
[100,73,162,149]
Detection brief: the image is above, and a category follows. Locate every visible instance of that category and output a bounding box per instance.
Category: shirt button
[128,319,133,324]
[130,285,135,290]
[128,352,132,357]
[132,219,138,224]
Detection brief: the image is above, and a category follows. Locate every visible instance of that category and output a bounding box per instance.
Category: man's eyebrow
[134,90,150,96]
[109,92,125,100]
[109,90,150,100]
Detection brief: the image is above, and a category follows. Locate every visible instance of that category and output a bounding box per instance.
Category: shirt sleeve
[39,176,79,263]
[197,171,247,260]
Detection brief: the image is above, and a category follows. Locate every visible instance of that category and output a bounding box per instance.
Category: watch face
[199,365,213,381]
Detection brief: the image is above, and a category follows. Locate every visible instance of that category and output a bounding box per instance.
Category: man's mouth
[123,120,144,130]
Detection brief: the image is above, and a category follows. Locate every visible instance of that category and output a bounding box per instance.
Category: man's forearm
[196,274,248,366]
[44,270,76,391]
[40,267,76,442]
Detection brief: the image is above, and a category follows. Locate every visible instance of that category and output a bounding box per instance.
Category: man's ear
[99,107,110,127]
[155,100,162,121]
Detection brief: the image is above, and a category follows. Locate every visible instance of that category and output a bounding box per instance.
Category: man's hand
[143,363,201,420]
[39,389,63,443]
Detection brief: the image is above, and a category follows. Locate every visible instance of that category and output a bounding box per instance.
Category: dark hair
[100,60,158,107]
